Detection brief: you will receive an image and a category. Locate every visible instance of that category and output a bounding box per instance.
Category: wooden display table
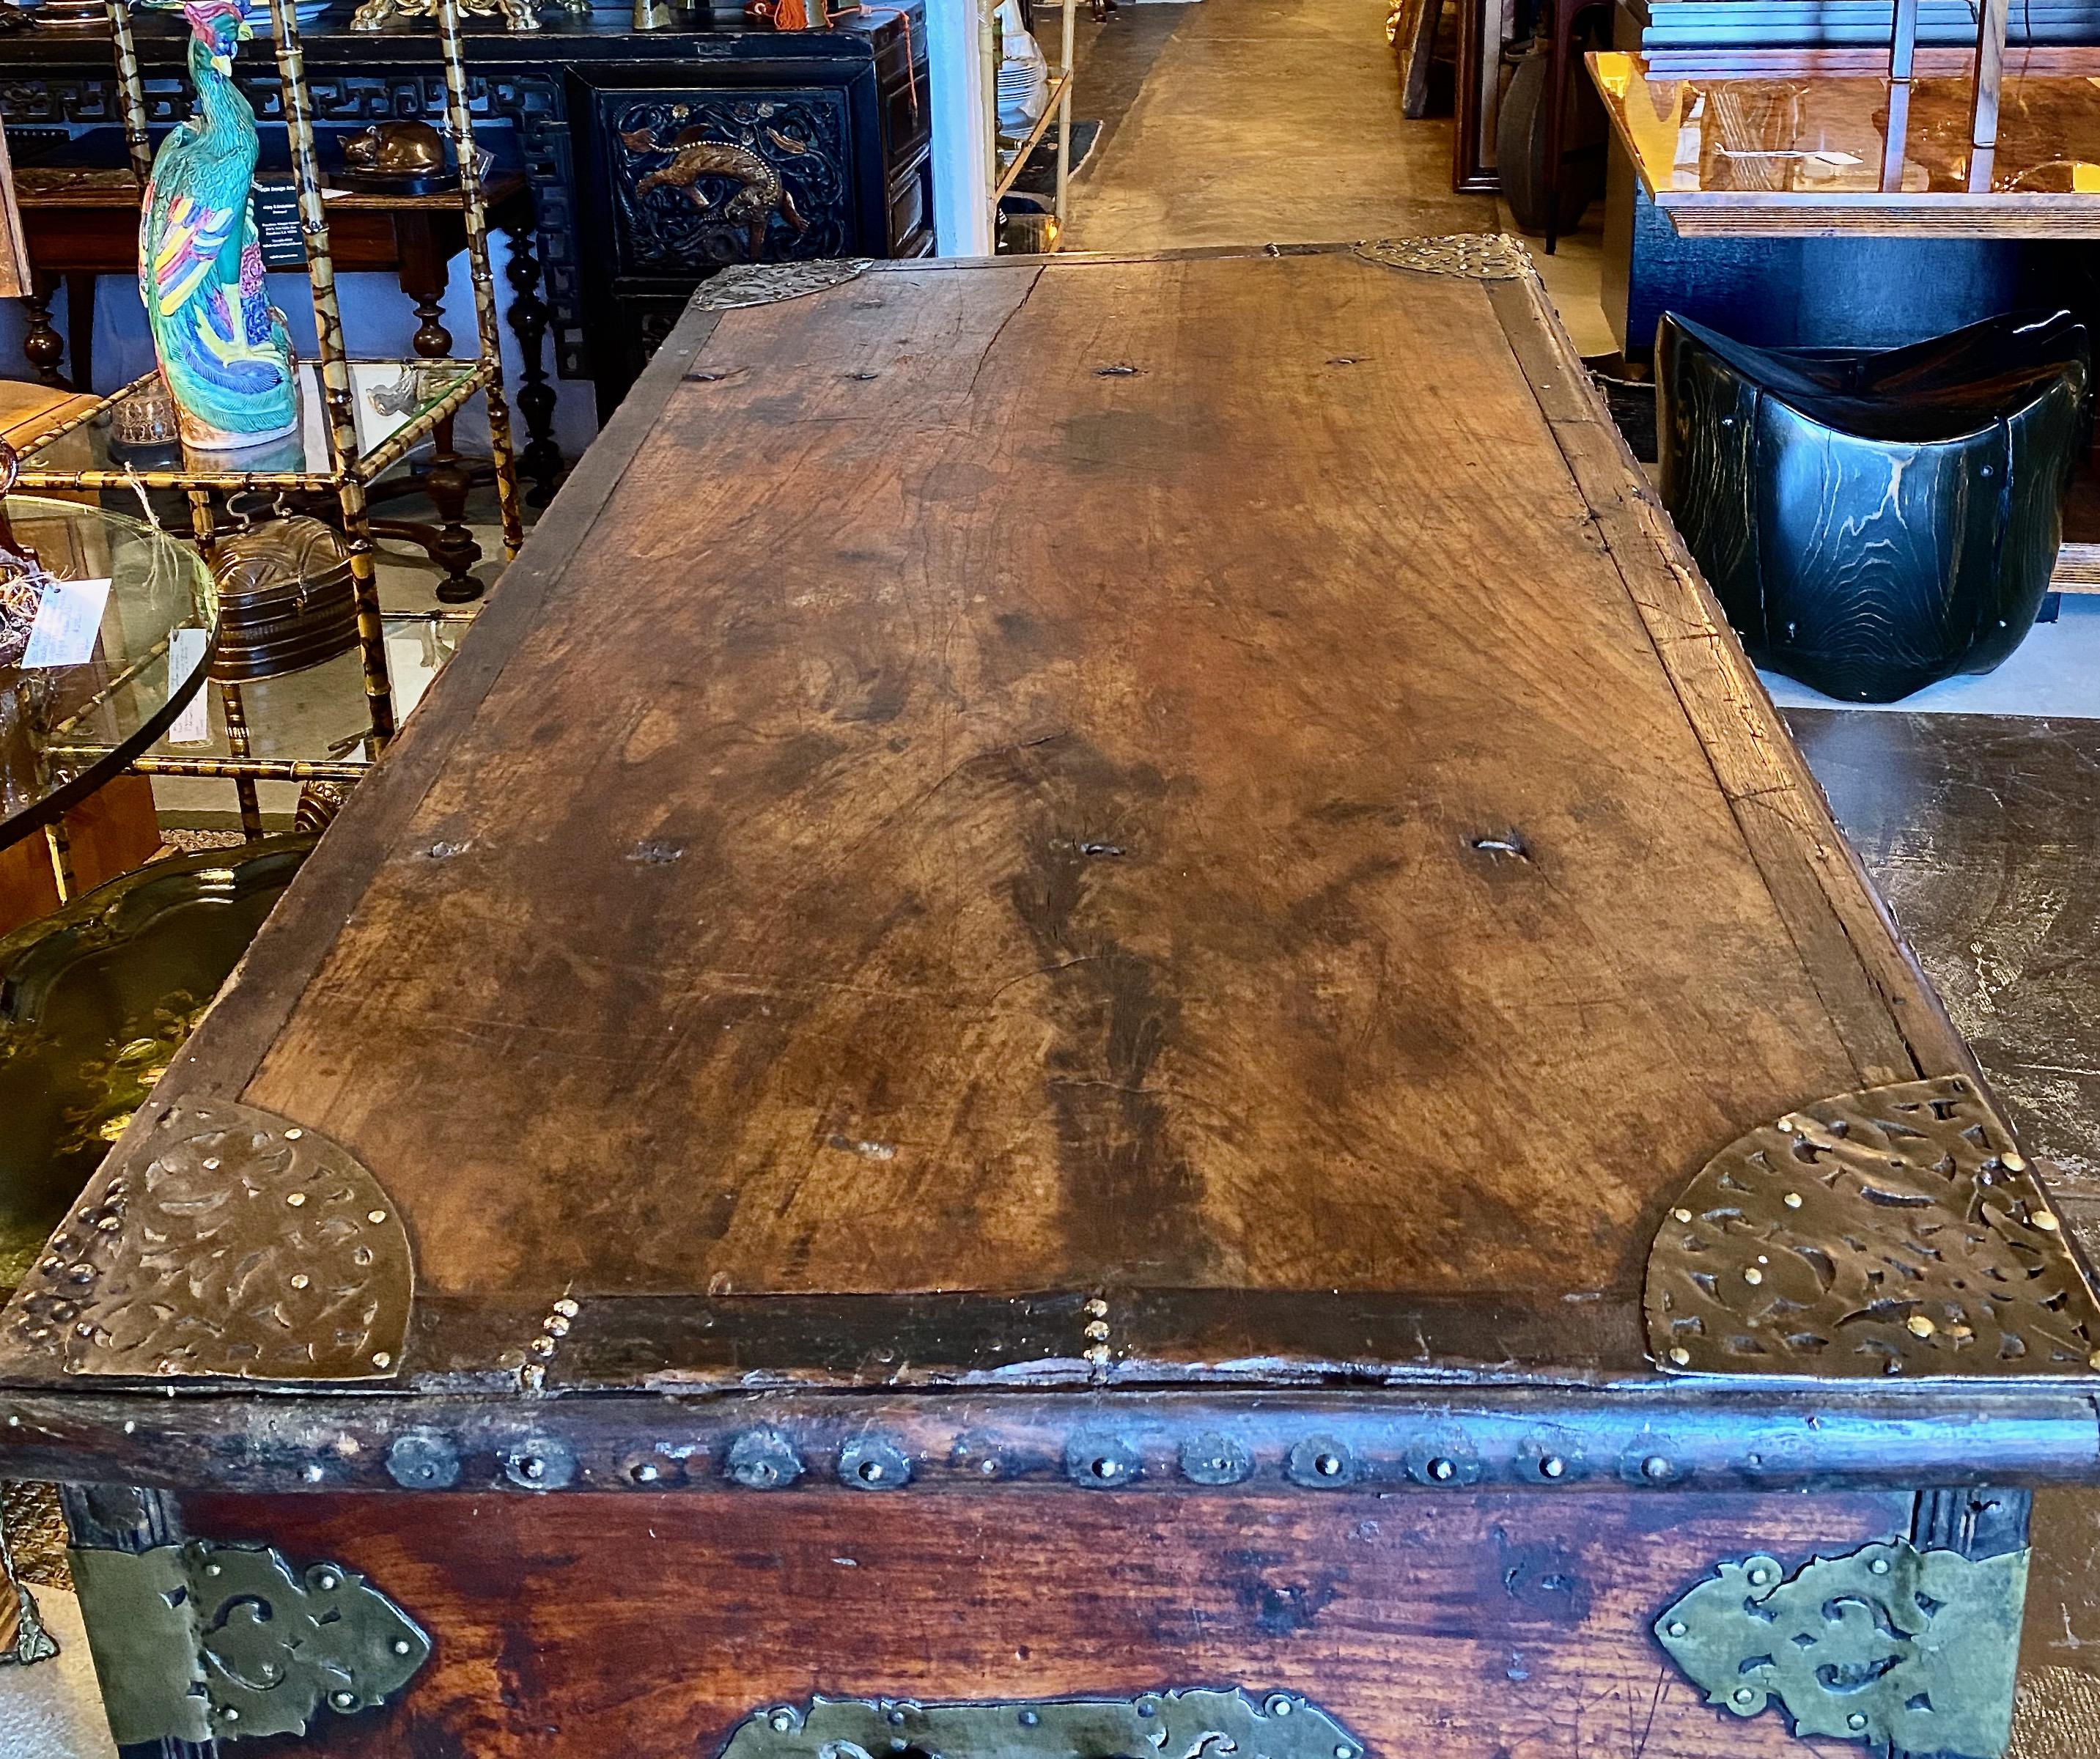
[1591,45,2100,235]
[0,241,2093,1759]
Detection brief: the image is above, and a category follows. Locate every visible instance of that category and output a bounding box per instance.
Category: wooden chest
[4,239,2096,1759]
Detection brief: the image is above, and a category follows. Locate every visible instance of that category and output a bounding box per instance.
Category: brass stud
[1643,1455,1671,1480]
[392,1639,413,1656]
[1733,1688,1757,1706]
[284,1128,303,1140]
[1540,1456,1566,1478]
[367,1210,388,1225]
[546,1316,570,1336]
[1665,1620,1687,1637]
[1428,1457,1455,1481]
[1906,1314,1936,1338]
[531,1336,556,1357]
[2003,1152,2027,1172]
[286,1192,307,1208]
[1671,1208,1692,1223]
[201,1157,220,1170]
[1870,1557,1891,1576]
[372,1351,391,1368]
[1083,1321,1110,1341]
[1668,1346,1690,1365]
[1742,1267,1763,1286]
[315,1571,339,1590]
[1783,1192,1803,1209]
[331,1690,357,1711]
[553,1298,580,1318]
[1747,1566,1773,1586]
[290,1274,310,1291]
[2034,1212,2060,1232]
[1847,1714,1867,1731]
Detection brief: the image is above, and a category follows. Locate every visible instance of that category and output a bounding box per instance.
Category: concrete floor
[1065,0,1497,249]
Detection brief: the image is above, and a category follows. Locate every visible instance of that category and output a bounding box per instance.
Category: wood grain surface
[181,1485,1906,1759]
[21,248,1973,1387]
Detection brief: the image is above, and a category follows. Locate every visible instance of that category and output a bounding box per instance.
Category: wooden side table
[12,165,563,599]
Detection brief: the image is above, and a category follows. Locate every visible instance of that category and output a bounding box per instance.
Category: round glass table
[0,493,218,852]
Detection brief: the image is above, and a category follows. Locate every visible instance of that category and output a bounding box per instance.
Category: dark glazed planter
[1657,310,2090,702]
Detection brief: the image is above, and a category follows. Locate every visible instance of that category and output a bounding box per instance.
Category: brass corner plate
[1644,1075,2100,1377]
[71,1538,430,1745]
[1354,235,1534,281]
[8,1096,412,1382]
[721,1690,1363,1759]
[1656,1538,2027,1758]
[692,260,874,312]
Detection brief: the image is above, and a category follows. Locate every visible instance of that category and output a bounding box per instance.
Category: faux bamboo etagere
[11,0,524,819]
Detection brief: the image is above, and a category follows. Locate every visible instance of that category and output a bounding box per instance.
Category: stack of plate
[995,0,1049,134]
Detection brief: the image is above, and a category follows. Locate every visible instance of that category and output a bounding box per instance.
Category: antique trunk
[1,240,2096,1759]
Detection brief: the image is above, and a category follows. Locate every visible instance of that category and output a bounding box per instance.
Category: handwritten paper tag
[19,577,112,668]
[167,627,211,744]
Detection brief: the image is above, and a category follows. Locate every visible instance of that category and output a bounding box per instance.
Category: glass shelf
[12,359,489,494]
[47,611,465,783]
[0,494,217,850]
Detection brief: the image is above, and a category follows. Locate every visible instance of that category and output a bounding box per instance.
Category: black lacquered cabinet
[0,1,931,419]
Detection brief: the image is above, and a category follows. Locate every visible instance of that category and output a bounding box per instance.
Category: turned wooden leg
[62,273,96,397]
[21,276,68,389]
[501,214,564,506]
[399,223,482,604]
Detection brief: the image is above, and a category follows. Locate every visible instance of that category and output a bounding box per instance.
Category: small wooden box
[1,240,2092,1759]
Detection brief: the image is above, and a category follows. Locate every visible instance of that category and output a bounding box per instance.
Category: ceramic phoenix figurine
[139,0,301,450]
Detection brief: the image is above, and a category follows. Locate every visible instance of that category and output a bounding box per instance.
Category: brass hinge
[70,1538,430,1744]
[1655,1538,2028,1758]
[721,1690,1363,1759]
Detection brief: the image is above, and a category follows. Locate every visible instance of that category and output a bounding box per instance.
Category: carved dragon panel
[605,92,851,274]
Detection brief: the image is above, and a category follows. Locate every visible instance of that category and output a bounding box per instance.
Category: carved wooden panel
[601,89,852,275]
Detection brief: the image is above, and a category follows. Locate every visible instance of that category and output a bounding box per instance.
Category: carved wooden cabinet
[0,2,929,417]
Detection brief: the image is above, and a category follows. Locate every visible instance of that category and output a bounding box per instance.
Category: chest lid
[4,243,2095,1406]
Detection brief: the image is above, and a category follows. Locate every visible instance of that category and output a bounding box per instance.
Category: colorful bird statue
[139,0,301,451]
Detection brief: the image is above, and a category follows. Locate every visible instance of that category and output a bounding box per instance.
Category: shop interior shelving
[990,0,1075,249]
[10,0,523,830]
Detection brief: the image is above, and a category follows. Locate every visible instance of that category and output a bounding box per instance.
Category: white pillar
[925,0,995,257]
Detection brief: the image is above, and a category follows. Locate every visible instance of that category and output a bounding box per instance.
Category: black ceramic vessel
[1657,310,2090,702]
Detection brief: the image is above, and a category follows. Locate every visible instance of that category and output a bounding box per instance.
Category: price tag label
[19,576,112,668]
[167,627,212,744]
[251,176,306,270]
